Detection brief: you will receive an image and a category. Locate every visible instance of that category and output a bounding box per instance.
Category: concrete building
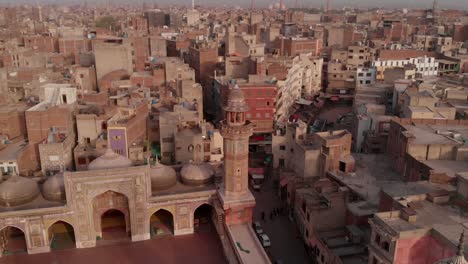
[158,106,202,164]
[369,182,467,264]
[275,55,323,123]
[272,122,354,178]
[387,118,468,182]
[373,55,439,81]
[93,39,134,81]
[174,122,223,164]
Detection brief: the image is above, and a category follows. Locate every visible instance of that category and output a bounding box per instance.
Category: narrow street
[250,163,310,263]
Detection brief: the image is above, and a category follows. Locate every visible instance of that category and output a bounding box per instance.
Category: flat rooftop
[403,124,467,145]
[421,160,468,178]
[0,140,29,161]
[376,200,467,253]
[328,154,401,206]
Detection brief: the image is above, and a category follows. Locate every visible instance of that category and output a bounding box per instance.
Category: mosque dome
[223,85,249,113]
[0,173,40,207]
[42,171,66,202]
[88,148,132,171]
[150,160,177,191]
[180,162,214,186]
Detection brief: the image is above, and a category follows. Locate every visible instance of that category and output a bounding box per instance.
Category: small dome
[223,85,249,112]
[150,162,177,191]
[42,171,66,202]
[180,163,214,186]
[0,174,40,207]
[88,148,132,171]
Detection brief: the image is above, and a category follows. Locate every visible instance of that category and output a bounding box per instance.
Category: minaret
[432,0,438,15]
[220,85,253,197]
[192,0,195,10]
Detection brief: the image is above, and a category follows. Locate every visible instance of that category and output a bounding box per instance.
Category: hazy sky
[2,0,468,10]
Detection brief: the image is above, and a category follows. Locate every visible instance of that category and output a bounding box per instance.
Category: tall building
[219,86,255,224]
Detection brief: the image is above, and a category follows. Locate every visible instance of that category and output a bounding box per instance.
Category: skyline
[0,0,467,10]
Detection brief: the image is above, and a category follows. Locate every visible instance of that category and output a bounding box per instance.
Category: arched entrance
[0,226,27,255]
[193,204,215,232]
[150,209,174,237]
[48,221,75,251]
[93,191,130,242]
[101,209,128,240]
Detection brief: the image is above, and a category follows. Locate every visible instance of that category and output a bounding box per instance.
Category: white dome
[88,148,132,170]
[42,171,66,202]
[150,162,177,191]
[180,163,214,186]
[0,175,40,207]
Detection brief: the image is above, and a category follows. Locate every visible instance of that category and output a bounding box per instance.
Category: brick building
[24,35,59,53]
[187,41,218,86]
[274,37,322,57]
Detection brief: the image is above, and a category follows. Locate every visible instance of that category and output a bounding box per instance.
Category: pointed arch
[47,221,76,250]
[0,226,27,255]
[150,209,174,237]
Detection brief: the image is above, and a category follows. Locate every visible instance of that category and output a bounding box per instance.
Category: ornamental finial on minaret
[224,85,249,113]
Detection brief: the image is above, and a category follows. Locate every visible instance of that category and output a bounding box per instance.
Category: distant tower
[432,0,438,15]
[327,0,332,15]
[220,85,253,197]
[192,0,195,10]
[251,0,254,10]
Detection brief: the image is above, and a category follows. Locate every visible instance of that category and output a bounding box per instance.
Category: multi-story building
[107,101,149,164]
[158,105,202,164]
[373,56,439,81]
[275,55,323,123]
[213,77,277,134]
[187,40,218,86]
[356,67,376,87]
[413,35,453,53]
[369,182,467,264]
[174,122,223,164]
[273,122,354,178]
[93,39,134,81]
[273,37,322,57]
[387,118,468,182]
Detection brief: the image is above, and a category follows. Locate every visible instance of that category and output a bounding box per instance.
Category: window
[290,148,294,153]
[256,113,261,118]
[366,72,372,77]
[382,241,390,251]
[358,73,364,77]
[77,157,87,165]
[266,101,270,106]
[265,113,270,118]
[375,234,381,245]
